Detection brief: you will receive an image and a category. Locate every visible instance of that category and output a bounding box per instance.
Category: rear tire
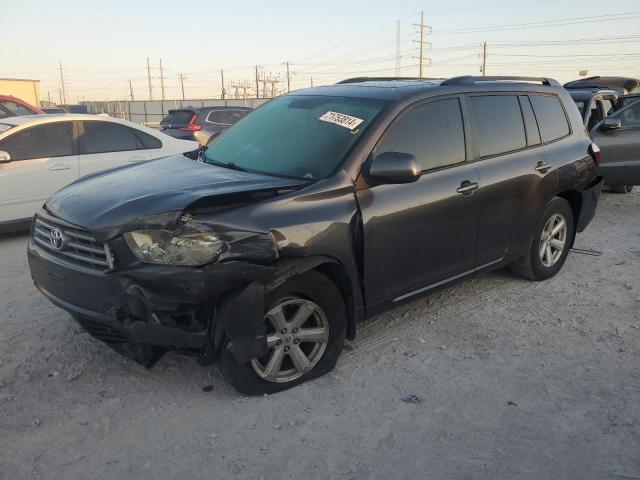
[510,197,574,281]
[610,184,633,194]
[219,270,347,395]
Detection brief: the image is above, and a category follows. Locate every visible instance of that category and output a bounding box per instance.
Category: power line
[433,10,640,34]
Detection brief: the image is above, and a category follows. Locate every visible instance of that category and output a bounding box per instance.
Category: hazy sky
[2,0,639,102]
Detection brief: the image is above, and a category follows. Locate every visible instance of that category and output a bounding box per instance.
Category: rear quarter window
[530,94,570,142]
[136,129,162,149]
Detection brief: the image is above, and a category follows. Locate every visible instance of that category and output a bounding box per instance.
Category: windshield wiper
[205,156,250,173]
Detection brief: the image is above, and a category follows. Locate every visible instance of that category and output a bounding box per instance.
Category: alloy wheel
[539,213,567,268]
[251,298,330,383]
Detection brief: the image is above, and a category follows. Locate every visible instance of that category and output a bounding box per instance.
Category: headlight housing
[123,229,224,266]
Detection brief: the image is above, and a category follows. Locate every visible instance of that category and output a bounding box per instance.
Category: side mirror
[366,152,421,184]
[599,117,621,131]
[0,151,11,163]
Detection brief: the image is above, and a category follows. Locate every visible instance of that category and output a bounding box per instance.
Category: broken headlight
[123,229,224,266]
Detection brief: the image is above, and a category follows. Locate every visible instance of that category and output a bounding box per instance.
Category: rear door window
[206,109,249,125]
[81,121,142,154]
[0,122,73,160]
[469,95,526,157]
[530,94,570,142]
[376,97,466,171]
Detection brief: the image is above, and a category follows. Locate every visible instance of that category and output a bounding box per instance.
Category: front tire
[219,270,347,395]
[510,197,574,281]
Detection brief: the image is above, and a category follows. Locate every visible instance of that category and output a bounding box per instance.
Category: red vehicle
[0,95,43,119]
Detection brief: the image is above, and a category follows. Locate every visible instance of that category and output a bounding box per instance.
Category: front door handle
[456,180,479,195]
[128,156,146,163]
[535,161,552,174]
[49,163,70,171]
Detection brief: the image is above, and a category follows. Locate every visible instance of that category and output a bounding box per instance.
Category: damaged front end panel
[28,207,285,368]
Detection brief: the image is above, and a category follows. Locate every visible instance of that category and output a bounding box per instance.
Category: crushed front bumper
[28,240,275,365]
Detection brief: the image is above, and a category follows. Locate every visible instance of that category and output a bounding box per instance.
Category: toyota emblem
[49,228,65,250]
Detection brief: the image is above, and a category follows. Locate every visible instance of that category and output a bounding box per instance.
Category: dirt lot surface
[1,190,639,480]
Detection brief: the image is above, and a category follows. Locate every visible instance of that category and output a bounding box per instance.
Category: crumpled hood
[45,154,305,233]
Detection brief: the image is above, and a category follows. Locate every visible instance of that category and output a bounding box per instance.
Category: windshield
[203,95,390,180]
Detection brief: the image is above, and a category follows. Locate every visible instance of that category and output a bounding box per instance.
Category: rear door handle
[456,180,479,195]
[535,161,552,174]
[49,163,70,171]
[128,156,146,163]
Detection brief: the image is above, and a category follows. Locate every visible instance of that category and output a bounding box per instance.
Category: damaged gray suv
[28,76,603,394]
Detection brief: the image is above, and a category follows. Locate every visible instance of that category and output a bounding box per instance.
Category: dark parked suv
[159,106,251,145]
[28,76,603,394]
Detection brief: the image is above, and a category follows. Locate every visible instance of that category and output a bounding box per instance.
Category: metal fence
[80,98,270,127]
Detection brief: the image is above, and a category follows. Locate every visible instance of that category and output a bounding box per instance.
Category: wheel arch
[556,189,581,247]
[211,254,359,364]
[265,255,360,340]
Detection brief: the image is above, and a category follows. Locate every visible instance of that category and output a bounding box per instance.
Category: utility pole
[413,12,432,78]
[480,42,487,76]
[220,69,226,99]
[255,66,260,99]
[58,61,68,104]
[395,20,401,76]
[159,59,166,101]
[147,57,153,100]
[128,80,135,101]
[177,74,187,100]
[285,61,291,93]
[310,77,313,87]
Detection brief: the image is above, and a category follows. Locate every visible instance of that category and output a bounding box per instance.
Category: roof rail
[441,75,561,87]
[336,76,440,84]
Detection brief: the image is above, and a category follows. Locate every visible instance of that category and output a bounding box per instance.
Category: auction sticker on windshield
[319,111,364,130]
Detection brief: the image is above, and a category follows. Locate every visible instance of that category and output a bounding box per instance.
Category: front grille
[33,215,112,273]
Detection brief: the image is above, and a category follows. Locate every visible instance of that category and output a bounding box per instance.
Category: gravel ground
[1,190,639,480]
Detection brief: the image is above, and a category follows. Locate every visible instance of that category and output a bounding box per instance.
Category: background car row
[564,76,640,194]
[0,74,638,233]
[0,115,198,231]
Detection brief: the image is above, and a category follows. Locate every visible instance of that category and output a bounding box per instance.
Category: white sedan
[0,114,198,232]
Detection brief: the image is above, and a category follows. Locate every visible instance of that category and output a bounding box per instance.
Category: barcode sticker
[319,111,364,130]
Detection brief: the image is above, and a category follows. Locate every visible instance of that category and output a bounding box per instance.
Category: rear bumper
[576,177,603,233]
